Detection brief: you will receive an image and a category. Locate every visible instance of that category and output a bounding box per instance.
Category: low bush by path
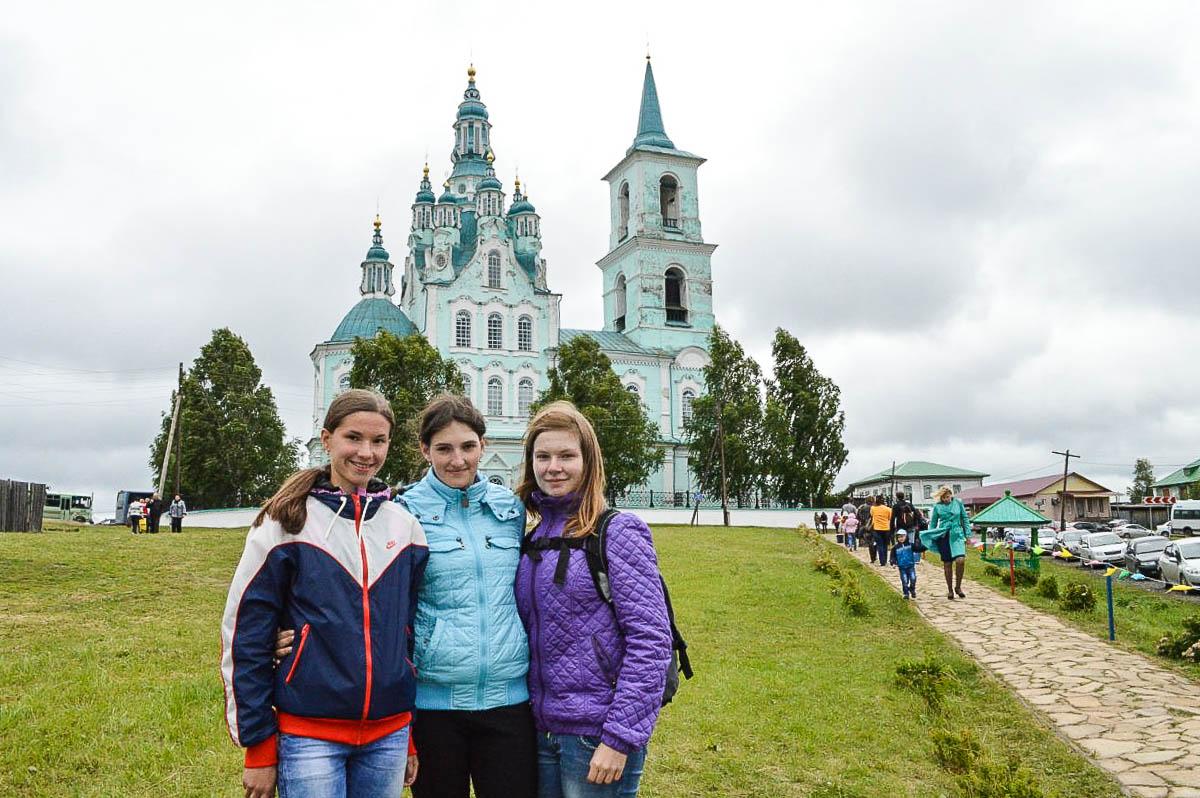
[0,525,1123,797]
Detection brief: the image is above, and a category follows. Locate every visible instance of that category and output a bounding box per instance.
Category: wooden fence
[0,479,46,532]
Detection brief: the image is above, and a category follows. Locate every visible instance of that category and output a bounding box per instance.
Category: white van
[1169,500,1200,537]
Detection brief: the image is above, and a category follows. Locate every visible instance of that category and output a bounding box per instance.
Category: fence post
[1105,574,1116,641]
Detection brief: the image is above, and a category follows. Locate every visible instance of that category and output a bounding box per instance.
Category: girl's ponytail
[254,467,327,534]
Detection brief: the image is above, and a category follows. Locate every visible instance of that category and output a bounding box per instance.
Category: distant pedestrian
[145,494,163,534]
[129,498,145,534]
[892,530,919,599]
[818,511,828,533]
[842,512,859,551]
[832,512,843,543]
[920,486,971,600]
[813,512,821,531]
[168,494,187,533]
[871,495,894,566]
[857,498,875,564]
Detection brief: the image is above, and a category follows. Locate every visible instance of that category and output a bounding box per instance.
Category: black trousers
[411,702,537,798]
[170,517,182,533]
[875,531,892,565]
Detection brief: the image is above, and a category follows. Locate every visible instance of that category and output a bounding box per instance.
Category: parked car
[1069,521,1100,534]
[1055,530,1086,557]
[1006,527,1056,551]
[1115,523,1156,540]
[1157,539,1200,587]
[1078,532,1127,567]
[1158,521,1174,537]
[1124,535,1170,577]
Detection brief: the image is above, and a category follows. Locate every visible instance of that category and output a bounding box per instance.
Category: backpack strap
[584,509,620,604]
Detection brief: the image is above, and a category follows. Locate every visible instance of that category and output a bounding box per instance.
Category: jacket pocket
[284,623,311,685]
[590,634,617,688]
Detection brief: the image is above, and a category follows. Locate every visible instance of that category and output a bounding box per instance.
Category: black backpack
[521,509,693,705]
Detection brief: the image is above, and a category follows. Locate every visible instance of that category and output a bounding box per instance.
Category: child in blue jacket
[893,529,920,599]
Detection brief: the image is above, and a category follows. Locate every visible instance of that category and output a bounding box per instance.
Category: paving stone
[1128,750,1186,764]
[1120,770,1168,787]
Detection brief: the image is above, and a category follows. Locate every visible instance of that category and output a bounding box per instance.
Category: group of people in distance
[220,390,673,798]
[832,488,973,601]
[127,493,188,534]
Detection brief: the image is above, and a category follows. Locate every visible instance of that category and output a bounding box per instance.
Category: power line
[0,355,177,375]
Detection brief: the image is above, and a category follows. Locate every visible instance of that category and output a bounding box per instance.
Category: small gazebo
[972,490,1052,576]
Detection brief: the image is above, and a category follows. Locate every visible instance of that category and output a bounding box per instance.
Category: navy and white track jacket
[220,485,428,767]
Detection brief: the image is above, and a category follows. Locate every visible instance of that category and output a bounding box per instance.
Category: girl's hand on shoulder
[587,742,627,784]
[405,754,419,786]
[243,765,276,798]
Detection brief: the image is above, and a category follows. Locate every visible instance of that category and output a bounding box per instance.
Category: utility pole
[158,363,183,499]
[1051,449,1080,530]
[716,400,730,527]
[890,460,897,501]
[173,362,183,497]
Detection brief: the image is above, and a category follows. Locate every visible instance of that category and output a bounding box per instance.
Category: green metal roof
[478,174,502,191]
[329,298,417,343]
[969,491,1051,527]
[848,461,989,489]
[632,60,674,150]
[559,328,658,356]
[1153,458,1200,488]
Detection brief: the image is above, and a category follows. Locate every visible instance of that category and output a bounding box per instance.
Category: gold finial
[443,179,450,189]
[467,63,476,81]
[423,162,430,179]
[486,149,495,164]
[514,172,520,191]
[374,214,382,231]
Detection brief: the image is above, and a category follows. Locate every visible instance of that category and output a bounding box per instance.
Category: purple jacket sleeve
[602,512,672,754]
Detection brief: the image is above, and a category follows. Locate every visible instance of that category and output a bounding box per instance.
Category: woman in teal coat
[920,485,972,599]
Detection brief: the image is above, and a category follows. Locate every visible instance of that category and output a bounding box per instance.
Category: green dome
[365,244,389,262]
[330,298,417,343]
[478,175,502,191]
[438,188,458,204]
[457,101,489,120]
[508,198,536,215]
[414,188,435,204]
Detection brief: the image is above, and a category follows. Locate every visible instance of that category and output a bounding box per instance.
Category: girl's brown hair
[255,389,395,534]
[419,392,486,446]
[515,400,607,538]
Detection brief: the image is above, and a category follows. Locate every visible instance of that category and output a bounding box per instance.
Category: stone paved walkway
[846,543,1200,798]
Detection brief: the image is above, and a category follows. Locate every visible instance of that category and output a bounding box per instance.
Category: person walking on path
[857,498,875,564]
[841,511,859,551]
[920,485,972,599]
[870,495,894,566]
[892,529,919,599]
[168,494,187,533]
[515,401,671,797]
[220,390,426,798]
[818,511,828,533]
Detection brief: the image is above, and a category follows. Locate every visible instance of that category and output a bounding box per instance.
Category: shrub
[1011,568,1039,588]
[840,579,870,617]
[956,757,1054,798]
[1058,583,1097,612]
[1155,616,1200,661]
[894,654,957,711]
[931,728,983,774]
[813,554,843,578]
[982,564,1002,578]
[1035,575,1059,600]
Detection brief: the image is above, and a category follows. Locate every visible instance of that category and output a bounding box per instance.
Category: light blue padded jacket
[398,469,530,711]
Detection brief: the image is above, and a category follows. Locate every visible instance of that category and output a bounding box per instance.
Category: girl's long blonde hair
[516,401,607,538]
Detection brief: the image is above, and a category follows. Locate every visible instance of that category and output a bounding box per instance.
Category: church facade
[309,60,716,498]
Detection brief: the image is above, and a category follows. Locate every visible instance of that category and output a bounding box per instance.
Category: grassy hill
[0,524,1122,797]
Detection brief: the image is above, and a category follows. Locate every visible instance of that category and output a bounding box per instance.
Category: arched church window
[518,315,533,351]
[614,274,627,332]
[618,182,630,239]
[665,267,687,324]
[455,311,472,347]
[461,374,471,400]
[626,383,639,396]
[487,377,503,416]
[660,175,679,229]
[487,252,501,288]
[338,374,351,393]
[682,389,695,424]
[518,378,534,417]
[487,313,503,349]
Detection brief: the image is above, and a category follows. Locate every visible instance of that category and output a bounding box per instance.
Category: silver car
[1157,539,1200,587]
[1078,532,1127,568]
[1124,535,1169,577]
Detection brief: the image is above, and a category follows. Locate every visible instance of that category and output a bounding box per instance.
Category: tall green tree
[1128,458,1155,503]
[348,330,465,486]
[150,328,299,509]
[683,325,765,506]
[763,328,848,506]
[535,335,661,498]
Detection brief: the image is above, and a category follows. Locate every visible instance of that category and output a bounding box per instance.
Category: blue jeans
[845,532,857,550]
[898,565,917,597]
[536,733,646,798]
[278,727,409,798]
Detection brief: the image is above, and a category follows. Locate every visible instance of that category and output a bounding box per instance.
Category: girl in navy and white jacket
[220,389,428,798]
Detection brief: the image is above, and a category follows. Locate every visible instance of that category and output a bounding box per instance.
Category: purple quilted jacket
[514,492,671,754]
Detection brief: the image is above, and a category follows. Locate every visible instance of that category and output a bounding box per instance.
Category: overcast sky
[2,1,1198,515]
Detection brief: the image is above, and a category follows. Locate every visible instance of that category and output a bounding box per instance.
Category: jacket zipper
[353,494,374,722]
[284,623,311,684]
[591,634,617,687]
[464,493,490,706]
[528,528,548,730]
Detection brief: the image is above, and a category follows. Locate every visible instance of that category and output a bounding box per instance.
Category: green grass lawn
[962,548,1200,680]
[0,524,1123,797]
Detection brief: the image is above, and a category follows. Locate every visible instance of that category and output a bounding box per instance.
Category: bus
[43,492,94,524]
[115,490,154,525]
[1169,500,1200,537]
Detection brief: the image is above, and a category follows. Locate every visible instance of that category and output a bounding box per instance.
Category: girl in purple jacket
[514,401,672,797]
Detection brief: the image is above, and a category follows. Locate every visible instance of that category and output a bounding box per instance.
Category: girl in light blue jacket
[397,393,534,797]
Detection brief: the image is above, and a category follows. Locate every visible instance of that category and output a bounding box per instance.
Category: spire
[633,56,674,150]
[365,214,389,262]
[360,214,394,298]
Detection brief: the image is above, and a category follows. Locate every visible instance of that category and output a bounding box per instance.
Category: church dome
[508,198,536,215]
[365,243,390,262]
[414,187,436,204]
[438,187,458,204]
[457,100,489,121]
[478,174,502,191]
[330,298,417,343]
